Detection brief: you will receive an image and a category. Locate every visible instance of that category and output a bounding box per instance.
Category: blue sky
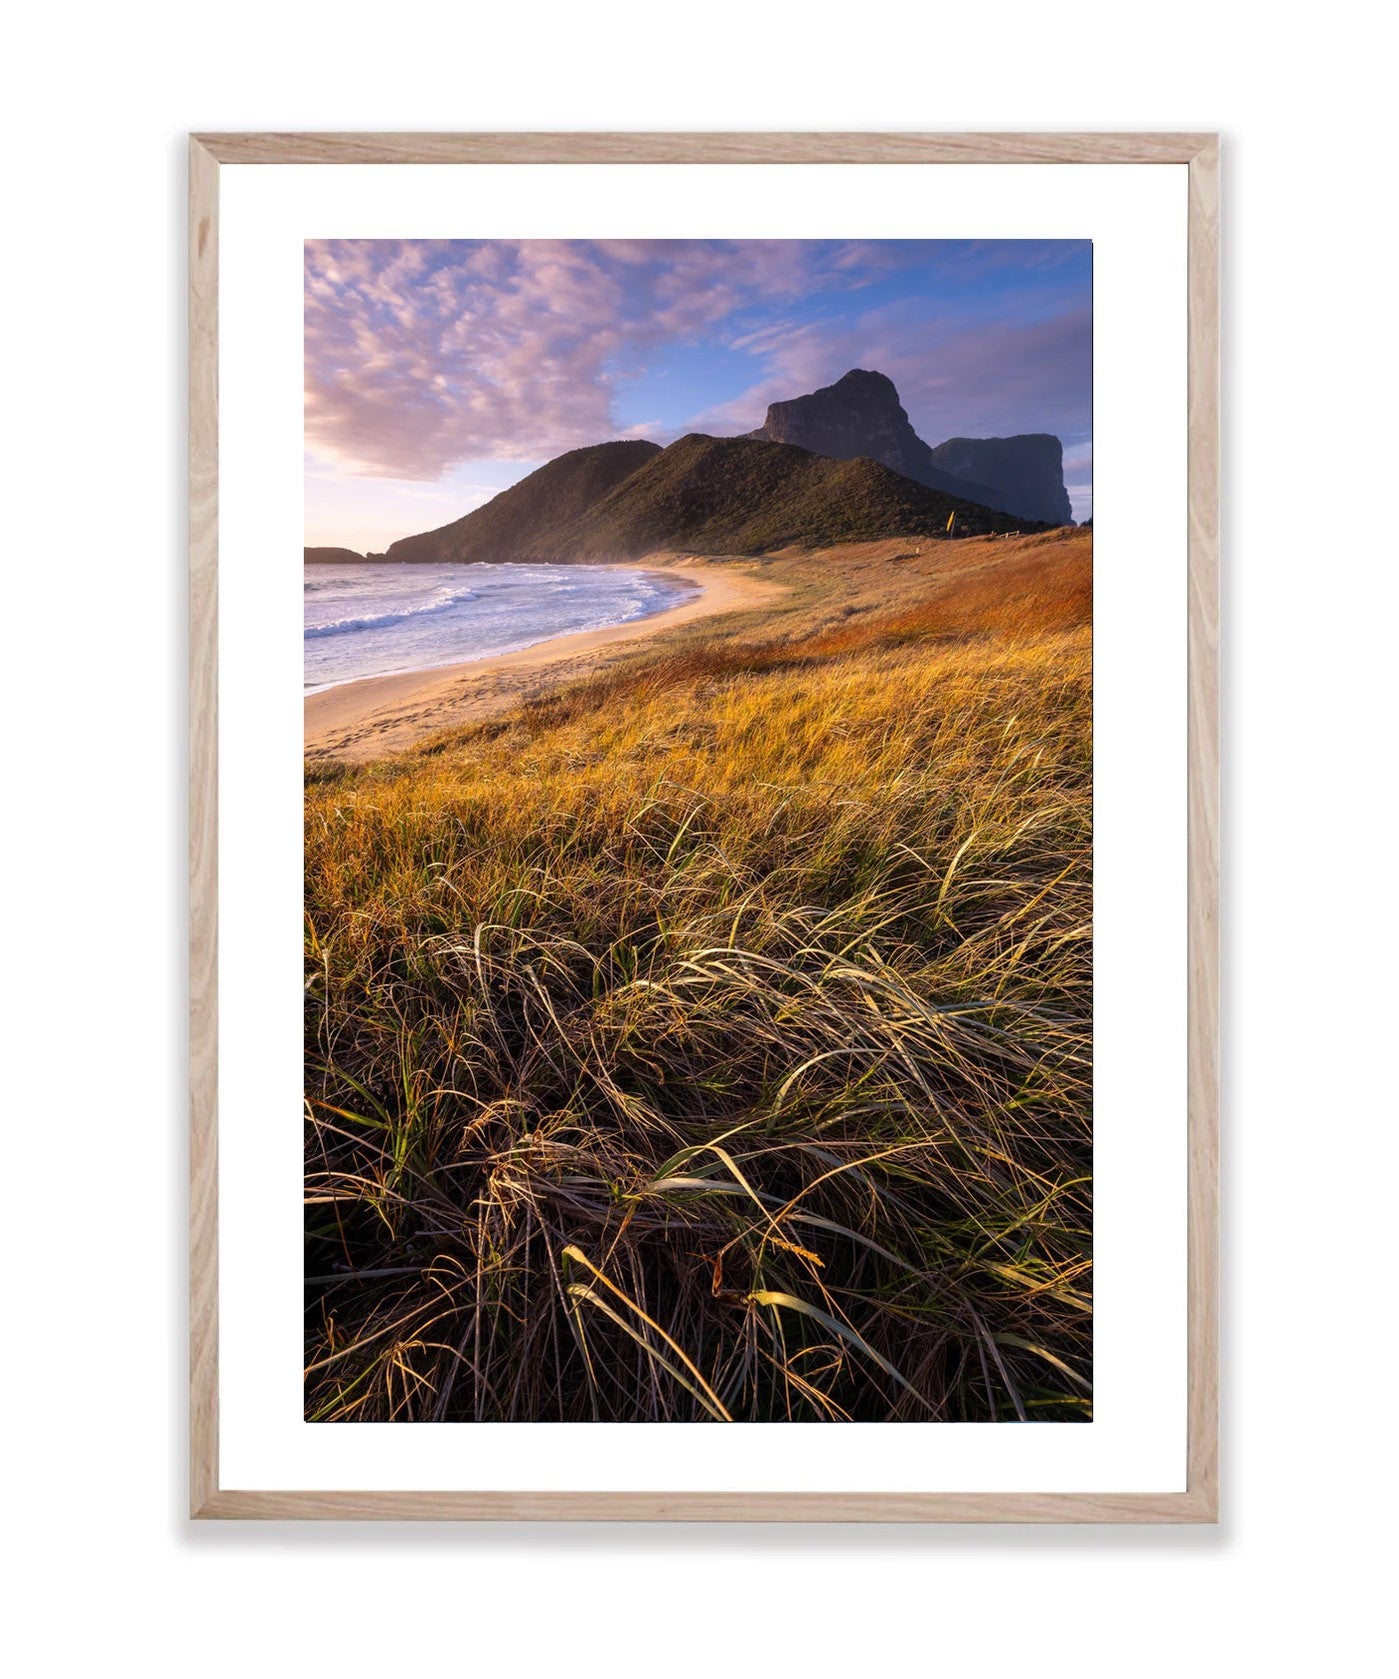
[305,239,1092,550]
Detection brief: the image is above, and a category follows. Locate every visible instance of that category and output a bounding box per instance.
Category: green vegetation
[387,439,661,564]
[304,537,1092,1423]
[384,433,1045,567]
[563,434,1048,557]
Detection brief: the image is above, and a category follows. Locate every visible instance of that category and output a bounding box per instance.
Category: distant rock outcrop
[304,545,367,564]
[926,435,1072,528]
[746,368,1072,527]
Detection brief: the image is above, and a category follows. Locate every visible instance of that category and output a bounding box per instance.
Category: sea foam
[304,561,696,693]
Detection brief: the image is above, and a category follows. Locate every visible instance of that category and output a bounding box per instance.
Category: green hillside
[563,434,1045,556]
[386,433,1045,566]
[385,439,662,563]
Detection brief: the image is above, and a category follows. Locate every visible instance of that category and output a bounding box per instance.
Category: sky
[305,238,1093,551]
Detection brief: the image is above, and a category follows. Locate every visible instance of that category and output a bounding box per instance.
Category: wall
[6,5,1389,1673]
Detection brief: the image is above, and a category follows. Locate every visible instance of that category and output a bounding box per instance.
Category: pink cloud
[305,241,629,478]
[304,239,840,479]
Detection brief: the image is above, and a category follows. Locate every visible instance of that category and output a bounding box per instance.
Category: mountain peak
[747,368,1071,526]
[831,367,901,398]
[753,368,910,444]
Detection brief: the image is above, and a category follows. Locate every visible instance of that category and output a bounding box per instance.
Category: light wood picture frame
[190,130,1219,1522]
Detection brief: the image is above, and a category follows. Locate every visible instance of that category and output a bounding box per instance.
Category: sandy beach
[305,559,783,763]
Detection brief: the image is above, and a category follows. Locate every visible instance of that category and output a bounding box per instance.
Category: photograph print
[303,237,1093,1425]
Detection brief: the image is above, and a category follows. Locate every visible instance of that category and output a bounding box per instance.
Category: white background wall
[5,5,1391,1673]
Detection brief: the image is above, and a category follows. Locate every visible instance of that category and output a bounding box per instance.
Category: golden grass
[304,536,1093,1423]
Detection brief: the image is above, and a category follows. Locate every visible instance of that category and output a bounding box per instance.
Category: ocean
[303,561,698,693]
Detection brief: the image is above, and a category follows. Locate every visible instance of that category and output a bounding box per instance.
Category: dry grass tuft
[305,538,1093,1423]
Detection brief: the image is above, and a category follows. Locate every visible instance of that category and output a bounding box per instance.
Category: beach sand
[304,559,783,763]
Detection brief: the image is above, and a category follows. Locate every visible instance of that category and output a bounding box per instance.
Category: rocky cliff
[746,368,1072,527]
[926,435,1072,528]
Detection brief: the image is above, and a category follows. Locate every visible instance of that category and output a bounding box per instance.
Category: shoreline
[304,566,701,698]
[304,559,781,763]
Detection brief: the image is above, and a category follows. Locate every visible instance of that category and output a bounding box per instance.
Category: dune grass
[304,554,1092,1424]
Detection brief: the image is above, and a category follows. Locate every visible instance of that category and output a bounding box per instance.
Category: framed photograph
[190,131,1218,1521]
